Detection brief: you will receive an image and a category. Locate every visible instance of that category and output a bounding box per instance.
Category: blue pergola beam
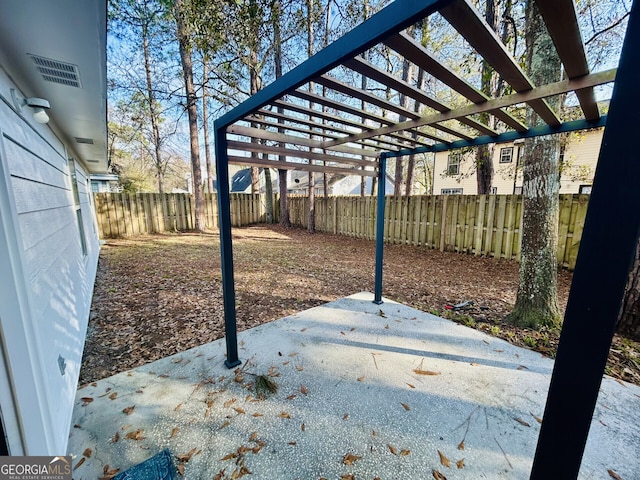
[384,117,608,158]
[215,0,452,130]
[373,154,388,305]
[530,0,640,477]
[214,126,241,369]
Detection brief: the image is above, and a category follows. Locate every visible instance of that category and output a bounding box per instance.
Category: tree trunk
[202,60,214,194]
[142,18,164,194]
[476,0,498,195]
[618,239,640,341]
[174,0,205,231]
[306,0,316,233]
[505,0,561,328]
[272,0,290,226]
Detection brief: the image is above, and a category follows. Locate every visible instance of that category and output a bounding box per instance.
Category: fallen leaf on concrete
[517,365,528,370]
[300,385,309,395]
[112,432,120,443]
[81,397,93,406]
[406,383,415,388]
[457,440,465,450]
[341,474,355,480]
[286,394,297,400]
[177,448,196,462]
[343,453,362,465]
[170,427,179,438]
[400,449,411,456]
[73,457,85,470]
[432,469,447,480]
[288,441,297,446]
[456,459,465,469]
[414,369,441,376]
[233,407,246,414]
[109,392,118,400]
[174,403,183,411]
[83,448,92,458]
[177,464,184,475]
[219,420,230,429]
[530,413,543,424]
[213,470,226,480]
[357,376,365,382]
[251,413,263,417]
[513,417,531,427]
[278,412,291,419]
[343,413,349,420]
[388,444,397,455]
[125,429,144,441]
[378,310,387,318]
[123,406,135,415]
[224,398,237,408]
[438,449,451,467]
[401,403,410,411]
[608,470,623,479]
[296,365,304,371]
[301,423,305,431]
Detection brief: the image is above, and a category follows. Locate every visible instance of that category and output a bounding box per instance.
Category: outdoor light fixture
[10,88,51,124]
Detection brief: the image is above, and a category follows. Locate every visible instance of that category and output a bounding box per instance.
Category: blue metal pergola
[213,0,640,477]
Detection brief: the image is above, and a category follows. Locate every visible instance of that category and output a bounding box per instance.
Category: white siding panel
[24,237,93,450]
[4,137,70,190]
[17,207,75,252]
[0,70,67,163]
[0,73,100,454]
[11,177,73,214]
[0,105,67,172]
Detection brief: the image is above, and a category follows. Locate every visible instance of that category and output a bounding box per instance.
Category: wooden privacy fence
[94,192,589,269]
[93,192,275,238]
[288,194,590,269]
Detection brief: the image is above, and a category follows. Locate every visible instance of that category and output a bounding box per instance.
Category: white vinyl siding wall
[0,70,99,454]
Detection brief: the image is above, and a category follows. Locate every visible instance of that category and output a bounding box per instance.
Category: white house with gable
[0,1,107,455]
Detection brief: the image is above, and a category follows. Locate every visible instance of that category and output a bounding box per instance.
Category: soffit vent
[75,137,94,144]
[28,55,81,88]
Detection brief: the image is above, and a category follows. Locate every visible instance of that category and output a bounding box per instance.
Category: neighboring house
[0,1,107,455]
[90,173,120,193]
[433,128,603,195]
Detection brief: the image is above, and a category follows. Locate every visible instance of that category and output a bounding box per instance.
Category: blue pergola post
[373,153,387,305]
[530,0,640,477]
[214,124,241,368]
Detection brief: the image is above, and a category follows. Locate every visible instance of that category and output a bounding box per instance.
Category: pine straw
[80,225,639,386]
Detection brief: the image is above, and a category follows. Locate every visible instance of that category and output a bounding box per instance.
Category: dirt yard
[80,225,640,386]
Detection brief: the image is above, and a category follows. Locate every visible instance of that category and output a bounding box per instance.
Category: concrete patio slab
[68,293,640,479]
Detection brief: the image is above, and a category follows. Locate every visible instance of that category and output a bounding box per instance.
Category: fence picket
[94,192,589,270]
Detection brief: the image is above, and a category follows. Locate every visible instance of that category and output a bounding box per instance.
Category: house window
[441,188,463,195]
[579,185,592,194]
[69,160,88,257]
[500,147,514,163]
[447,154,461,175]
[516,146,524,166]
[514,186,523,194]
[491,187,497,194]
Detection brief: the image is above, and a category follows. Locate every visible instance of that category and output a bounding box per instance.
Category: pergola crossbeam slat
[439,0,562,126]
[228,124,381,158]
[314,75,471,142]
[535,0,600,120]
[227,155,378,177]
[343,55,499,136]
[227,140,377,167]
[322,69,615,150]
[252,109,420,151]
[383,32,527,132]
